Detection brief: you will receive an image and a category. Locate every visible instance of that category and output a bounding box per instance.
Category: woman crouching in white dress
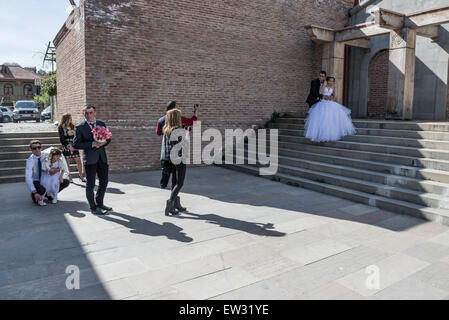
[305,76,356,142]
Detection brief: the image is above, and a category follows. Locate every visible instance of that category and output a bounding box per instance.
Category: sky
[0,0,79,71]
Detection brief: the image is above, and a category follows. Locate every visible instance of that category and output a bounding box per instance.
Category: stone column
[386,28,416,120]
[322,41,345,104]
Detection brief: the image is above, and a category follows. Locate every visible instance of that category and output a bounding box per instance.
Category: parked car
[0,109,3,123]
[1,106,14,122]
[40,106,51,121]
[12,101,40,122]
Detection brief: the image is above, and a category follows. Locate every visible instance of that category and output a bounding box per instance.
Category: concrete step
[0,159,26,168]
[270,123,449,140]
[275,148,449,184]
[0,171,80,184]
[276,135,449,161]
[234,153,449,209]
[272,129,449,150]
[0,151,33,160]
[279,165,449,210]
[0,131,58,138]
[0,144,58,153]
[222,163,449,225]
[275,142,449,172]
[274,118,449,132]
[0,137,60,146]
[0,164,79,176]
[275,154,449,195]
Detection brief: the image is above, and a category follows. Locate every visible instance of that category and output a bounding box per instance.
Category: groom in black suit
[73,105,112,215]
[306,70,327,108]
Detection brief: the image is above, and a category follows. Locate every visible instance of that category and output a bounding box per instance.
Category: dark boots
[165,196,186,216]
[165,199,178,216]
[174,196,186,212]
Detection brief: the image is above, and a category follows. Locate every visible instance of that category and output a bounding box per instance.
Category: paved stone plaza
[1,166,449,300]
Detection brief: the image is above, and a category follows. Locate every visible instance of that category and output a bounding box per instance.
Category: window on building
[4,84,13,95]
[24,84,33,96]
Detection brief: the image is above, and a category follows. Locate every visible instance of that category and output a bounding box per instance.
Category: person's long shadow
[71,182,125,194]
[173,211,286,237]
[96,211,193,243]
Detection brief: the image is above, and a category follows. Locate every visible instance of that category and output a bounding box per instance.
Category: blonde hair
[163,108,182,136]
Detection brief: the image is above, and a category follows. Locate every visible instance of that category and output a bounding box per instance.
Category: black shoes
[165,200,178,216]
[92,207,107,215]
[165,197,186,216]
[97,205,112,211]
[174,196,186,212]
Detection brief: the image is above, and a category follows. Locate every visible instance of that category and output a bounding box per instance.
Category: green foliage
[41,71,57,97]
[34,93,50,107]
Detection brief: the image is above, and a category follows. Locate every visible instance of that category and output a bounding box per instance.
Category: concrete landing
[1,166,449,300]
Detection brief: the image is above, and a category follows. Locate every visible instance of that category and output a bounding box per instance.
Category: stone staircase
[0,132,79,183]
[224,117,449,225]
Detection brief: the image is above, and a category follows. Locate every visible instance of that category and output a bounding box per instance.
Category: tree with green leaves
[40,71,56,97]
[34,71,56,113]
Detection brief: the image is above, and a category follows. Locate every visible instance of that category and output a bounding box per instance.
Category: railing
[0,94,35,105]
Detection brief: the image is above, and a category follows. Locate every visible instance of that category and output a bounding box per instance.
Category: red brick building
[54,0,354,172]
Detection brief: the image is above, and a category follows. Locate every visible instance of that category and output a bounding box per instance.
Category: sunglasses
[85,111,95,115]
[31,146,42,150]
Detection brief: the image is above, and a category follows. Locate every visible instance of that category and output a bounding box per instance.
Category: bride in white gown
[304,76,356,142]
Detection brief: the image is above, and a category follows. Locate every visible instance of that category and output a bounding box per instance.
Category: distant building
[0,65,41,106]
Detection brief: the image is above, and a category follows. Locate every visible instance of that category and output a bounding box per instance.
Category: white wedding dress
[304,87,356,142]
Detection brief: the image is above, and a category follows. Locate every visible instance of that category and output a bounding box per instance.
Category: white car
[12,100,40,122]
[1,106,14,122]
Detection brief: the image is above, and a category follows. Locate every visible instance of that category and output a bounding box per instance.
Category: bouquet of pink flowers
[92,126,112,143]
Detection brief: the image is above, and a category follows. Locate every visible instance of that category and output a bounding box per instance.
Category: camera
[182,124,192,132]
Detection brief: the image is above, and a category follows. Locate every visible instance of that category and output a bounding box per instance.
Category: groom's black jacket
[73,119,111,165]
[306,78,323,106]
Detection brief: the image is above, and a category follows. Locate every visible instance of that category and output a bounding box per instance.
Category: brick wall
[54,4,87,125]
[367,50,388,119]
[56,0,353,172]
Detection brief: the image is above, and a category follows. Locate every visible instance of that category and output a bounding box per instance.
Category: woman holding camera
[161,108,190,216]
[58,113,85,182]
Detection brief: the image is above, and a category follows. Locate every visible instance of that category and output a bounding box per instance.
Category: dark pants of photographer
[160,160,174,189]
[169,163,186,201]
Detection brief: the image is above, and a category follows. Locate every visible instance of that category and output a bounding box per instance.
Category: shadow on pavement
[96,211,193,243]
[173,211,286,237]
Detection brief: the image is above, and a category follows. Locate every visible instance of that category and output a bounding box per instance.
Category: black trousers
[170,163,186,201]
[85,160,108,210]
[30,179,70,204]
[160,160,173,189]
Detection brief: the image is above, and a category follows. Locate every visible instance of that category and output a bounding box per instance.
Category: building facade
[54,0,354,172]
[347,0,449,120]
[0,65,41,106]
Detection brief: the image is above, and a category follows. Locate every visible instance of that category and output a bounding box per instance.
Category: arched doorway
[367,50,389,119]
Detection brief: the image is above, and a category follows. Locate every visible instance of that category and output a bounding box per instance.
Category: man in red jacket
[156,101,200,188]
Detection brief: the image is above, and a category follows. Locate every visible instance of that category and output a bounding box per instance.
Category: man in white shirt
[25,140,70,206]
